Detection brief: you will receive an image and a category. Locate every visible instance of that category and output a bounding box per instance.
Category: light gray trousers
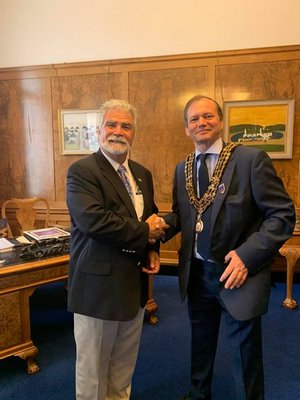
[74,308,145,400]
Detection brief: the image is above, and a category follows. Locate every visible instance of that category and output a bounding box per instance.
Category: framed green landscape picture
[223,99,295,159]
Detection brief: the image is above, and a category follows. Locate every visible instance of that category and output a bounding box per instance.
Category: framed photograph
[59,109,100,155]
[223,99,295,159]
[24,227,70,241]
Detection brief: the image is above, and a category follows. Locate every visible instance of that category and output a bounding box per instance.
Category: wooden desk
[0,254,69,374]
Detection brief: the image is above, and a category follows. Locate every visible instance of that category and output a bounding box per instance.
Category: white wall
[1,0,300,68]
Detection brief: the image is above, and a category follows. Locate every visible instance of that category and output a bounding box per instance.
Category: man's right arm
[160,164,182,243]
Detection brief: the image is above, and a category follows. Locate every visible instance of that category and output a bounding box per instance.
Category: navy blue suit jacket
[66,150,158,321]
[164,145,295,320]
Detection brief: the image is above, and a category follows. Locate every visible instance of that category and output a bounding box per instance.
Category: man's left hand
[220,250,248,289]
[142,250,160,274]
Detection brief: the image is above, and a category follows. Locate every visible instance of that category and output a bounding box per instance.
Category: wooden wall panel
[215,60,300,204]
[0,78,54,202]
[51,72,124,202]
[129,66,209,204]
[0,45,299,237]
[0,45,300,267]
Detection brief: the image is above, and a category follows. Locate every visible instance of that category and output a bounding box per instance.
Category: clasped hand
[146,214,169,243]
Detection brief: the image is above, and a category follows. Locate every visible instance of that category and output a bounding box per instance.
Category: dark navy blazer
[164,145,295,320]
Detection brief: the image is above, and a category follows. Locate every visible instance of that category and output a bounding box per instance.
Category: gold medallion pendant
[195,218,203,233]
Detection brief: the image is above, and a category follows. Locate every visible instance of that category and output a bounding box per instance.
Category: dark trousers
[187,258,264,400]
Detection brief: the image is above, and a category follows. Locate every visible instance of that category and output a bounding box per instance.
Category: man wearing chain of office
[162,95,295,400]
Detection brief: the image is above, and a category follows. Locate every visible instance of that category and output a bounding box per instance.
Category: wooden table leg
[17,345,39,374]
[279,246,299,309]
[146,275,159,325]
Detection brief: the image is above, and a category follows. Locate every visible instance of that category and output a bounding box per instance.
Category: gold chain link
[184,143,239,231]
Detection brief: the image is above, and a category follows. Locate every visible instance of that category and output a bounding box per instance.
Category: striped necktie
[117,165,134,203]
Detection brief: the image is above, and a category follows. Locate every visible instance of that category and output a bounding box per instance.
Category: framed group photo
[59,109,100,155]
[223,99,295,159]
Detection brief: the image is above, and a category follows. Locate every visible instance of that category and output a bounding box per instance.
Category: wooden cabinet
[0,255,69,373]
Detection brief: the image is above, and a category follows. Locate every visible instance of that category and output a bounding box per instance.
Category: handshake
[146,214,169,244]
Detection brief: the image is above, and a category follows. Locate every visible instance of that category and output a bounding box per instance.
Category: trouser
[74,307,145,400]
[187,258,264,400]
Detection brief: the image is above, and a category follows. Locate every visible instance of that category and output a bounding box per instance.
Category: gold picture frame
[59,109,100,155]
[223,99,295,159]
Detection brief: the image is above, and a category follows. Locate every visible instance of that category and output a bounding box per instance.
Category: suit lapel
[178,161,197,224]
[94,152,138,218]
[210,153,236,231]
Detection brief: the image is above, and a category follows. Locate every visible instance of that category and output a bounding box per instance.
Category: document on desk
[16,236,32,244]
[0,238,15,253]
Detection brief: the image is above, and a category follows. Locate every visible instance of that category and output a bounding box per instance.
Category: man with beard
[66,99,167,400]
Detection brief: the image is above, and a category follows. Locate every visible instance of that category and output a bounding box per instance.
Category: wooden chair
[1,197,50,238]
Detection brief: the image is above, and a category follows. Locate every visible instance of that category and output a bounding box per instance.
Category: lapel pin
[218,183,225,194]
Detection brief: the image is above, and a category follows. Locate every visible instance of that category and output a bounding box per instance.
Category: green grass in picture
[239,144,285,152]
[64,142,80,150]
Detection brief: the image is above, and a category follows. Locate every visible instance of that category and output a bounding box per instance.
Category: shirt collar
[195,137,223,158]
[100,149,129,172]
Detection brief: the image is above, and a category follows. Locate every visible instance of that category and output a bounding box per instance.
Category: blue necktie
[197,154,211,260]
[117,165,134,204]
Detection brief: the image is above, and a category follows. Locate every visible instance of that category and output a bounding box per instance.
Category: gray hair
[98,99,138,131]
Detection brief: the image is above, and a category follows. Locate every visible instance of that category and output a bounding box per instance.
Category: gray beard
[101,138,131,155]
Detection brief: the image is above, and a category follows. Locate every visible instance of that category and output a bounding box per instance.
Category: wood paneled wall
[0,45,299,251]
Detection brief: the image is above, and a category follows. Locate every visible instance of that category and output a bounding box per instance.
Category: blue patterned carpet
[0,276,299,400]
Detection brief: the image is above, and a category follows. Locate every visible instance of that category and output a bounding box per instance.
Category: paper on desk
[0,238,15,252]
[16,235,32,244]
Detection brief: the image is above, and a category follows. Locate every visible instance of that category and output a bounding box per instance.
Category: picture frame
[223,99,295,159]
[58,109,100,155]
[24,227,70,241]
